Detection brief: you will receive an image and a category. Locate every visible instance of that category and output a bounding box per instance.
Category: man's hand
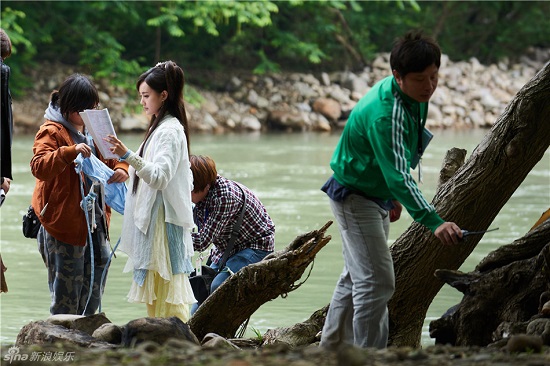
[435,222,463,245]
[390,200,402,222]
[1,177,11,194]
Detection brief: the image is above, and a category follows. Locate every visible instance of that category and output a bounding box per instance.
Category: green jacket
[330,75,444,232]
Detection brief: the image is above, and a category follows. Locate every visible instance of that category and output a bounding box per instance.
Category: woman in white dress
[106,61,195,321]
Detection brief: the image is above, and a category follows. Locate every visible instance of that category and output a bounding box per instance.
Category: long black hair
[132,61,190,194]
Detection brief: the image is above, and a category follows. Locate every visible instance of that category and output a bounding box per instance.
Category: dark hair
[189,155,217,192]
[390,30,441,77]
[1,29,12,60]
[133,60,191,194]
[50,74,99,122]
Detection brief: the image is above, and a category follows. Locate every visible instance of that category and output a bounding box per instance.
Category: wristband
[119,150,131,162]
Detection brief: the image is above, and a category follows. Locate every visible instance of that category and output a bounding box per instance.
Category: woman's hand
[108,168,129,184]
[75,143,92,158]
[105,134,129,158]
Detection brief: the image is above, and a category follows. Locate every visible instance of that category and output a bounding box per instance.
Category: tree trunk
[388,62,550,347]
[330,8,367,70]
[188,221,333,341]
[429,219,550,346]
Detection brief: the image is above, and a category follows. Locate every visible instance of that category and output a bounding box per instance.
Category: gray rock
[310,113,331,132]
[201,112,219,131]
[341,72,369,95]
[47,313,111,336]
[256,96,270,109]
[293,81,318,100]
[92,322,123,344]
[11,52,548,134]
[247,89,259,105]
[241,115,262,131]
[16,320,115,348]
[226,76,242,91]
[301,73,320,86]
[526,318,550,345]
[267,109,306,131]
[312,97,341,122]
[504,334,543,353]
[119,113,148,132]
[121,316,200,348]
[320,72,331,86]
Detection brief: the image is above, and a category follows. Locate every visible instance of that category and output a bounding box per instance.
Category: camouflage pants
[37,226,110,315]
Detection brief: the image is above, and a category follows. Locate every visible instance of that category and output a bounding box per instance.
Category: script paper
[80,109,118,159]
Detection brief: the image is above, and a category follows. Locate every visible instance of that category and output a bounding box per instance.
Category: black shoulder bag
[189,184,247,303]
[22,205,41,239]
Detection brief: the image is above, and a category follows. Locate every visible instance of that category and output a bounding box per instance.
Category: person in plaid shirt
[190,155,275,311]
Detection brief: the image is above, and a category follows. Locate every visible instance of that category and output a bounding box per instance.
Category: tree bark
[429,219,550,346]
[188,221,333,341]
[261,305,327,347]
[330,8,367,70]
[388,62,550,347]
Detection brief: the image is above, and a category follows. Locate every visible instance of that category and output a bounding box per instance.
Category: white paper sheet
[80,108,118,159]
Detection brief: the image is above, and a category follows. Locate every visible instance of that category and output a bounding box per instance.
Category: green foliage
[148,1,278,37]
[0,7,36,94]
[271,31,327,64]
[80,30,145,86]
[424,1,550,63]
[185,84,204,108]
[0,7,34,56]
[250,327,264,342]
[395,0,420,12]
[253,49,280,74]
[0,0,549,97]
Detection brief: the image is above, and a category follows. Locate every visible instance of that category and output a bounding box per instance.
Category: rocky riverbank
[3,339,550,366]
[5,311,550,366]
[12,48,549,135]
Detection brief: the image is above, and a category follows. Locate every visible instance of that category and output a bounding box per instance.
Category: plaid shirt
[192,175,275,264]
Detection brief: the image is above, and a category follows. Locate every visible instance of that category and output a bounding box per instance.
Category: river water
[0,129,548,346]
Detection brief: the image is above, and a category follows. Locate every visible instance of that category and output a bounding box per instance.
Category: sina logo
[3,346,28,363]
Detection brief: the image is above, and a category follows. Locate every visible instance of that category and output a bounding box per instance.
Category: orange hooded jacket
[31,120,128,246]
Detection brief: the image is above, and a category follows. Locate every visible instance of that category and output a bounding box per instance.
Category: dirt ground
[3,341,550,366]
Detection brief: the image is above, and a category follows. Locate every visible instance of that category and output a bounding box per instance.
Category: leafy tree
[424,1,550,63]
[1,1,146,89]
[1,0,549,97]
[0,6,35,93]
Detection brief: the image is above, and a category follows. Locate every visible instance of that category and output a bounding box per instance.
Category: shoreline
[2,341,549,366]
[12,52,548,135]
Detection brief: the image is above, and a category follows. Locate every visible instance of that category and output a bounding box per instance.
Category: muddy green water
[1,129,548,346]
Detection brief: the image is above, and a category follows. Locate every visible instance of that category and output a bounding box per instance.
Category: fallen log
[261,305,328,348]
[188,221,333,341]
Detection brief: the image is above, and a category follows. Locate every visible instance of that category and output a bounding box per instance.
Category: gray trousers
[320,194,395,349]
[38,226,110,315]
